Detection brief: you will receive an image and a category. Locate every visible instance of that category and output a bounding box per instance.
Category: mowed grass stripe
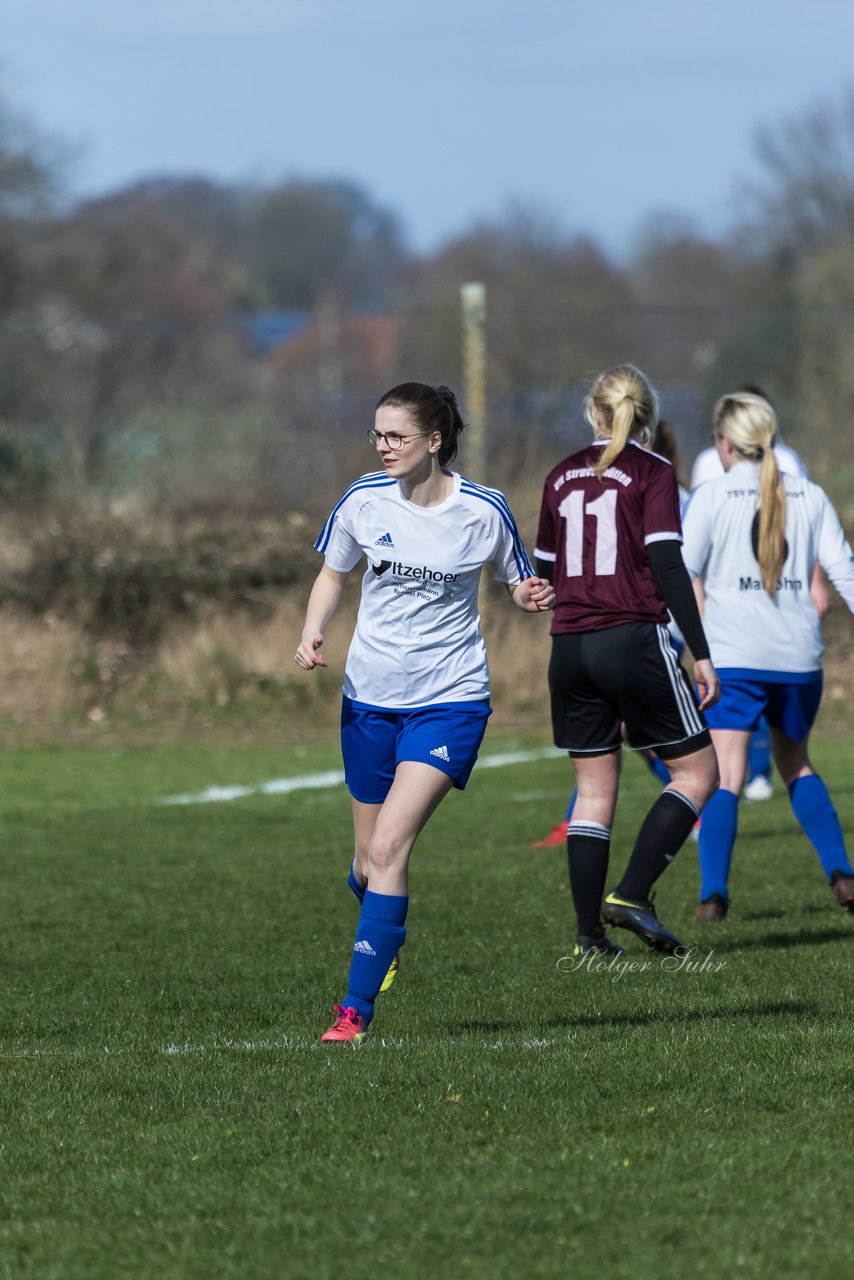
[160,746,562,806]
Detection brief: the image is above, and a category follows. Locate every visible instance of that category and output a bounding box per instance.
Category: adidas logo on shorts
[353,939,377,956]
[430,745,451,762]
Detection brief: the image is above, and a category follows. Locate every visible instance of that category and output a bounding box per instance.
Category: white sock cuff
[568,820,611,842]
[666,789,700,819]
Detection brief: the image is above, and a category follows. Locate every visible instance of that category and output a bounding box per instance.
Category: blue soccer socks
[697,788,739,903]
[343,889,408,1023]
[788,774,853,881]
[696,775,852,904]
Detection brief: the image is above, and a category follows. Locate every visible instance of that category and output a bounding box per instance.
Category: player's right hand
[694,658,719,710]
[294,634,328,670]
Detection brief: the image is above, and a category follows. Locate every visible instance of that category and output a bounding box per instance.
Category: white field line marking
[160,747,562,806]
[159,1036,561,1054]
[0,1034,562,1059]
[0,1036,565,1059]
[5,1018,839,1060]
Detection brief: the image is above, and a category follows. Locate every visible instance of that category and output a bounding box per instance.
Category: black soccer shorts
[548,621,711,759]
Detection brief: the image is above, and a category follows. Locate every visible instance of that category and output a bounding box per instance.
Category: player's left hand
[515,576,556,612]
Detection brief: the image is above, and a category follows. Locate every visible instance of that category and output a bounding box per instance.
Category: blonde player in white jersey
[295,381,554,1043]
[691,395,830,802]
[682,390,854,920]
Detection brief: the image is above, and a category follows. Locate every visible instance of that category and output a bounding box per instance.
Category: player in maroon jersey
[535,364,720,955]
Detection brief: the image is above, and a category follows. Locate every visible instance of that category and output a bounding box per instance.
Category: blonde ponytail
[712,391,786,597]
[757,448,787,594]
[584,365,658,479]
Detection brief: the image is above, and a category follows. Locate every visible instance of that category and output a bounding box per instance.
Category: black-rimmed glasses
[367,429,429,450]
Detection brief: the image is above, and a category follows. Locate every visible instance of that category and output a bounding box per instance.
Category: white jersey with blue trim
[315,469,533,708]
[681,459,854,673]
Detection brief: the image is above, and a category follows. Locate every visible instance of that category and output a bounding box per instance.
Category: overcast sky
[5,0,854,259]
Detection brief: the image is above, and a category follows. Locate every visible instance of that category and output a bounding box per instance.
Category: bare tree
[746,89,854,258]
[398,205,634,474]
[17,189,251,493]
[242,178,406,310]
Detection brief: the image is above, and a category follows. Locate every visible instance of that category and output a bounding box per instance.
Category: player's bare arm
[295,565,350,670]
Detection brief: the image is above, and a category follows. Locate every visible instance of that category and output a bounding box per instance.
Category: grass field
[1,729,852,1279]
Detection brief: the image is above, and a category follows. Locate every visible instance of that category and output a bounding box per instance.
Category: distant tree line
[2,77,854,527]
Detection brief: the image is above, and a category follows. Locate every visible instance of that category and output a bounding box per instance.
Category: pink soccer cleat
[320,1005,368,1044]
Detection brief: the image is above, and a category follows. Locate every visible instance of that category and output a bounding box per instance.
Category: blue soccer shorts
[704,670,823,742]
[341,698,492,804]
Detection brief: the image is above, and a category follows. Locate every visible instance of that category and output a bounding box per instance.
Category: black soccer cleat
[602,892,684,955]
[572,932,626,958]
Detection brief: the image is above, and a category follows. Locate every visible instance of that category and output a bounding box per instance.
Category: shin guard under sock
[616,789,701,902]
[697,788,739,902]
[567,821,611,937]
[788,774,853,880]
[343,889,408,1022]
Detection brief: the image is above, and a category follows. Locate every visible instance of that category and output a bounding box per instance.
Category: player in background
[295,382,554,1043]
[535,365,719,956]
[682,390,854,920]
[690,387,831,802]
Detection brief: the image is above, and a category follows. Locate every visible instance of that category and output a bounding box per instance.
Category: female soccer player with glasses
[295,381,554,1043]
[366,427,428,449]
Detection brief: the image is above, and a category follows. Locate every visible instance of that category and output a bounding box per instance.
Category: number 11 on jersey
[559,489,618,576]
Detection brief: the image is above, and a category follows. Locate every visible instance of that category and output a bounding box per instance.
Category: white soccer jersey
[690,441,807,490]
[681,460,854,673]
[315,470,534,708]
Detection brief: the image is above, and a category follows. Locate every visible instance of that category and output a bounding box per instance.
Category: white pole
[461,282,490,622]
[461,282,487,482]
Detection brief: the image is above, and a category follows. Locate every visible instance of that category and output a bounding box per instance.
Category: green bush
[1,511,317,644]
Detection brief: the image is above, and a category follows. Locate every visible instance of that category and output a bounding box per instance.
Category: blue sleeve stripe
[459,480,533,579]
[460,477,515,523]
[314,472,393,553]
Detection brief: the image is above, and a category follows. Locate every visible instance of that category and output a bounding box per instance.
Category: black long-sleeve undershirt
[535,556,554,583]
[646,539,710,661]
